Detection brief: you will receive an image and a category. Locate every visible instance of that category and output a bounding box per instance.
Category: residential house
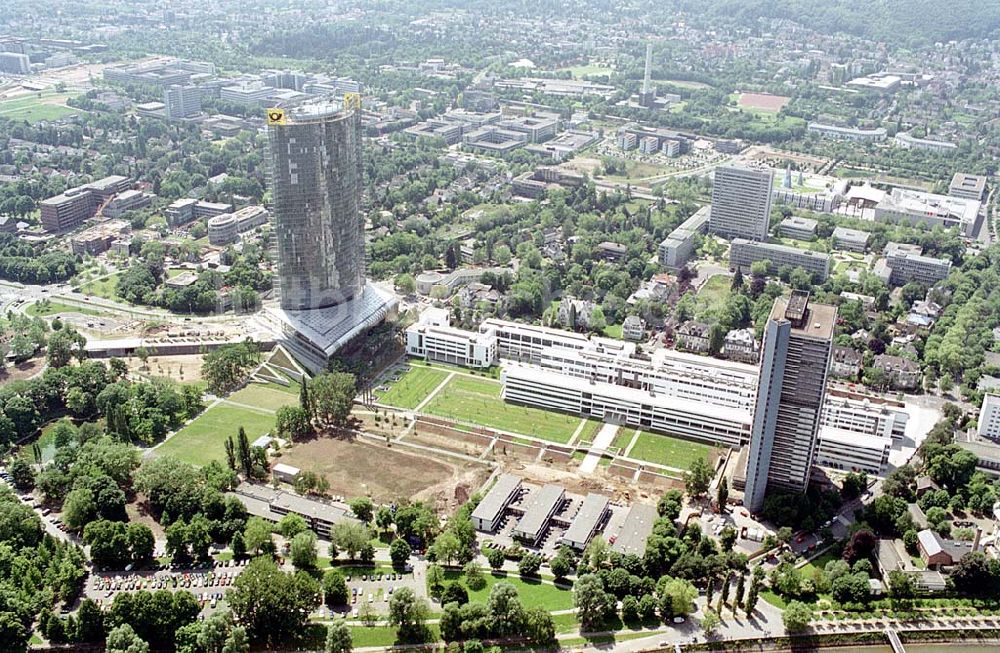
[622,316,645,341]
[830,346,863,379]
[722,328,759,363]
[676,321,711,353]
[874,354,922,390]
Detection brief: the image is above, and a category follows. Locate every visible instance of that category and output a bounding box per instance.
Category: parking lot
[86,560,248,613]
[338,566,423,616]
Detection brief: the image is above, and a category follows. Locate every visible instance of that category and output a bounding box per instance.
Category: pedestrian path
[579,423,619,473]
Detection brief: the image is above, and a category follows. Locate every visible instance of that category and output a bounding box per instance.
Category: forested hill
[664,0,1000,46]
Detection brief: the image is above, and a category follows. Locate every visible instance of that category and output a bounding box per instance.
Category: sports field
[156,403,276,466]
[628,431,713,471]
[558,63,615,78]
[376,366,449,409]
[737,92,790,113]
[0,92,81,123]
[423,375,581,443]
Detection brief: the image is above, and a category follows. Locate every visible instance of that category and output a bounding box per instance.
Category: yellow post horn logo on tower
[266,108,286,125]
[344,92,362,110]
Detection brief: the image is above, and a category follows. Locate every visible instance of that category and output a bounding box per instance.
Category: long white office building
[406,308,497,368]
[978,393,1000,441]
[502,364,754,448]
[537,342,758,412]
[405,314,907,473]
[815,427,892,475]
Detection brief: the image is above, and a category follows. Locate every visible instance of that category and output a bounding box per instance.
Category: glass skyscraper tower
[267,102,364,311]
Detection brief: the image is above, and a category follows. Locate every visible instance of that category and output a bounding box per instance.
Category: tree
[684,457,714,497]
[311,372,357,426]
[227,559,320,646]
[549,548,574,580]
[701,611,720,637]
[222,627,248,653]
[274,406,312,441]
[290,530,318,569]
[574,574,615,630]
[106,624,150,653]
[390,539,412,567]
[278,513,308,539]
[658,577,698,619]
[331,522,370,559]
[657,489,683,521]
[323,570,349,606]
[518,553,542,577]
[349,497,375,524]
[375,506,394,534]
[783,601,813,633]
[484,546,505,570]
[841,472,868,500]
[299,378,313,420]
[62,488,97,531]
[463,561,486,591]
[441,583,469,606]
[8,458,34,490]
[843,529,877,564]
[325,620,352,653]
[244,517,274,555]
[487,582,526,636]
[388,587,430,642]
[202,342,260,395]
[716,478,729,511]
[426,564,446,599]
[47,328,85,368]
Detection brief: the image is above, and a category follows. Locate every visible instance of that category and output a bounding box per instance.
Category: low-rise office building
[729,239,831,280]
[208,213,239,245]
[560,493,611,551]
[878,242,952,287]
[894,132,957,153]
[832,227,871,253]
[949,173,987,201]
[512,484,565,545]
[471,474,523,532]
[778,216,818,241]
[807,122,887,141]
[874,188,980,236]
[230,483,356,540]
[39,175,131,232]
[658,205,711,270]
[610,503,658,556]
[103,189,152,218]
[816,427,891,475]
[405,308,498,368]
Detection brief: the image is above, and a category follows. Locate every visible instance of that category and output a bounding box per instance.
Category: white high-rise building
[744,292,836,512]
[709,165,774,241]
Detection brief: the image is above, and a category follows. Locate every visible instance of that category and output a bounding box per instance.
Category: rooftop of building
[771,291,836,340]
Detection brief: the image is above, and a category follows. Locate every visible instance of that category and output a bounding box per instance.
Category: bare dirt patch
[278,435,490,514]
[126,354,206,384]
[738,92,790,112]
[0,357,45,385]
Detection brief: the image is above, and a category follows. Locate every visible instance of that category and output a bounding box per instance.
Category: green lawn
[347,624,441,647]
[654,78,712,90]
[227,384,298,411]
[628,431,713,471]
[376,366,449,409]
[695,274,732,320]
[26,300,105,318]
[577,419,603,445]
[601,159,669,183]
[602,324,623,339]
[443,570,574,610]
[801,550,840,577]
[156,403,276,466]
[423,376,581,443]
[78,273,121,300]
[0,92,81,123]
[610,428,635,453]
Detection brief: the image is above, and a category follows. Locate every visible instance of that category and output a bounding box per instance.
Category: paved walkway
[413,371,455,413]
[579,423,619,473]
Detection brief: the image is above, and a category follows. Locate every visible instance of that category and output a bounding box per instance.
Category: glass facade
[268,103,364,310]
